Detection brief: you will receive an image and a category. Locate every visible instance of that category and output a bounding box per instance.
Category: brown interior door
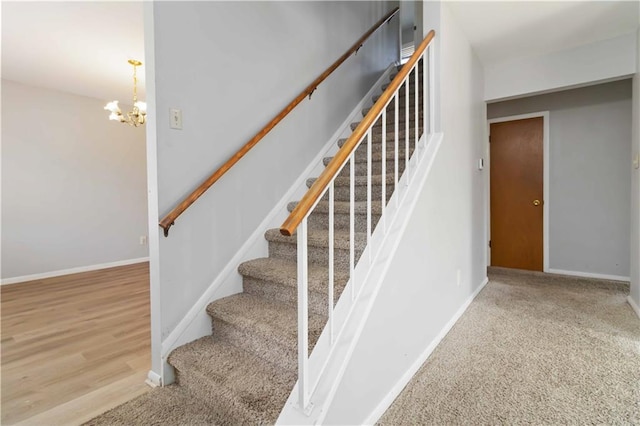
[490,117,544,271]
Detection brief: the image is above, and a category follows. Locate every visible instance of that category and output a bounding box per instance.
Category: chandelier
[104,59,147,127]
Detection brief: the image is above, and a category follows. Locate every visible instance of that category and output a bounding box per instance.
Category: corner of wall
[629,27,640,310]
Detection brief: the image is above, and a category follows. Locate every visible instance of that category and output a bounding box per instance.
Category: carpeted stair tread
[324,150,408,165]
[306,174,395,189]
[239,257,349,295]
[350,121,420,134]
[168,336,294,424]
[206,293,325,369]
[337,137,412,149]
[288,199,383,215]
[362,104,423,116]
[265,227,367,251]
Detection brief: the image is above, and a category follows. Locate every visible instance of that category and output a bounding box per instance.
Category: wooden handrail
[280,30,435,237]
[159,7,399,237]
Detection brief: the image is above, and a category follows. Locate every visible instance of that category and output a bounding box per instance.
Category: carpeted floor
[379,268,640,425]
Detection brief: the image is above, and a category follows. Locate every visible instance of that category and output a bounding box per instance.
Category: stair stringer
[156,63,397,386]
[277,132,444,425]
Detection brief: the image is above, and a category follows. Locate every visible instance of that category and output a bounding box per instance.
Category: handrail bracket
[162,222,174,237]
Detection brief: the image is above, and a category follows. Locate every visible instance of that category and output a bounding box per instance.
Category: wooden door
[490,117,544,271]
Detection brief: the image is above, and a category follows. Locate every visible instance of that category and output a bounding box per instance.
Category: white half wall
[487,80,632,279]
[147,1,399,382]
[323,4,487,423]
[485,32,637,102]
[631,27,640,312]
[1,80,149,281]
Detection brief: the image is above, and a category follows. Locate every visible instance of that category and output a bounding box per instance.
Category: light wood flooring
[1,262,151,425]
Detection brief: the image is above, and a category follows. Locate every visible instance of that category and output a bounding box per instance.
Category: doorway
[488,113,550,271]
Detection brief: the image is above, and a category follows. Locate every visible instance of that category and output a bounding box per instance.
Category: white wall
[1,80,149,281]
[631,27,640,311]
[147,1,399,380]
[323,4,487,423]
[485,32,637,102]
[487,81,632,280]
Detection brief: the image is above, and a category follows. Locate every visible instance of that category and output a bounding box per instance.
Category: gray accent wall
[149,1,399,354]
[488,80,632,278]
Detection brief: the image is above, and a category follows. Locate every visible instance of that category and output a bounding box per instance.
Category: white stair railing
[280,30,436,414]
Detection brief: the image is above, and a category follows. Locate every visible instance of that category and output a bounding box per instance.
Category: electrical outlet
[170,108,182,130]
[140,236,148,245]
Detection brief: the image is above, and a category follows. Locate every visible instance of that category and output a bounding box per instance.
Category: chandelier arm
[105,59,145,127]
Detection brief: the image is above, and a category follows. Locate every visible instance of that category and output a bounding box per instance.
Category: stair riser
[353,123,424,137]
[355,118,420,131]
[330,158,407,177]
[268,239,364,270]
[366,113,423,126]
[172,370,261,424]
[243,276,342,317]
[315,182,395,202]
[307,210,381,233]
[210,318,298,372]
[352,146,414,163]
[363,105,423,117]
[340,138,415,152]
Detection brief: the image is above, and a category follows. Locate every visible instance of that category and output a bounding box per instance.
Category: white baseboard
[628,296,640,319]
[364,276,490,425]
[145,369,162,387]
[158,64,398,382]
[0,257,150,285]
[546,268,630,282]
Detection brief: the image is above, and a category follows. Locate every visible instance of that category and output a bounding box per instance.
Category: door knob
[533,199,541,206]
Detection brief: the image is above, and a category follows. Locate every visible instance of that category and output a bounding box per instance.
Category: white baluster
[381,109,386,232]
[297,217,309,411]
[414,64,418,154]
[328,182,334,344]
[422,53,427,142]
[367,131,372,263]
[405,79,409,185]
[349,153,355,301]
[429,44,435,135]
[394,93,399,208]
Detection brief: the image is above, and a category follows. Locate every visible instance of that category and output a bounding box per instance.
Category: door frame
[486,111,550,272]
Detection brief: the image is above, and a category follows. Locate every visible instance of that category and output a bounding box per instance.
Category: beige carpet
[379,268,640,425]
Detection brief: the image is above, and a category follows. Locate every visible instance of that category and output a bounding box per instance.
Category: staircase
[164,65,424,424]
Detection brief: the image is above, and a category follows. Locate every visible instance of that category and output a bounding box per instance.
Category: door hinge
[489,240,492,248]
[489,135,491,143]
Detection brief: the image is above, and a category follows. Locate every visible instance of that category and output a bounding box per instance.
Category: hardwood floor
[1,262,151,425]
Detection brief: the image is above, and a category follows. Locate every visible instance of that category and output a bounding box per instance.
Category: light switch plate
[170,108,182,130]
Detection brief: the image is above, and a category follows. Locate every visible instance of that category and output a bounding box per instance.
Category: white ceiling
[1,1,638,102]
[446,1,640,65]
[2,1,145,103]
